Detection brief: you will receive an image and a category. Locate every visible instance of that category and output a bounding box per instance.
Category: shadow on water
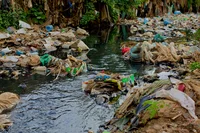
[1,25,147,133]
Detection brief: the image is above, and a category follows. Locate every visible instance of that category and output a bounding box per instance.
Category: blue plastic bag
[164,19,172,26]
[144,18,149,24]
[46,25,53,32]
[174,11,181,15]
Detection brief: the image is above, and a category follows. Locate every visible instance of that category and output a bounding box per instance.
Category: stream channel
[0,26,148,133]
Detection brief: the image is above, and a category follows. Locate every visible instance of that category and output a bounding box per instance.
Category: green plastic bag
[40,54,52,66]
[121,74,135,85]
[153,34,165,42]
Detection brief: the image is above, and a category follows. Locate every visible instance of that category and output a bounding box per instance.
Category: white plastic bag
[1,47,12,54]
[0,33,10,39]
[0,56,19,63]
[155,88,198,120]
[19,20,31,29]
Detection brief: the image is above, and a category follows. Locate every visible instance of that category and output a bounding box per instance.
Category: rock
[76,27,89,36]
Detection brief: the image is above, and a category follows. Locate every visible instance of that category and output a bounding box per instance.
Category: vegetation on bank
[0,4,45,30]
[0,0,200,29]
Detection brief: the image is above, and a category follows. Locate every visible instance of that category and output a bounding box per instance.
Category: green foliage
[102,0,147,21]
[0,10,20,30]
[80,2,99,25]
[18,10,29,22]
[28,5,46,24]
[193,29,200,41]
[188,0,200,9]
[81,0,148,25]
[0,4,45,30]
[143,100,165,119]
[188,0,193,9]
[190,62,200,71]
[103,131,110,133]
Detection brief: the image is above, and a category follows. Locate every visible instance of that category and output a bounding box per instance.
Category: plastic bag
[153,34,165,42]
[164,19,172,26]
[0,56,18,63]
[19,20,31,29]
[155,88,198,120]
[0,33,10,39]
[40,54,52,66]
[174,11,181,15]
[144,18,149,24]
[46,25,53,32]
[1,47,12,54]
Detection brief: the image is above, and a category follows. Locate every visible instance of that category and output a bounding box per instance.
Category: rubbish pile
[121,13,200,64]
[95,12,200,133]
[101,75,200,133]
[125,13,199,42]
[0,21,90,79]
[122,41,180,63]
[82,72,135,105]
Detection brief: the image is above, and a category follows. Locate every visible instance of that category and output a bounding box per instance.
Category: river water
[1,26,144,133]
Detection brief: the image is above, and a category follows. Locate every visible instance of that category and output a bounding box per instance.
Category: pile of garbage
[122,40,200,64]
[0,21,90,79]
[124,13,199,42]
[101,74,200,133]
[120,12,200,64]
[82,72,135,105]
[93,12,200,133]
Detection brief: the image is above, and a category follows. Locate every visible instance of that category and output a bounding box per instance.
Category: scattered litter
[19,20,31,29]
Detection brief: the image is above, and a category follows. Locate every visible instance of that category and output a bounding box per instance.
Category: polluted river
[1,13,200,133]
[1,26,144,133]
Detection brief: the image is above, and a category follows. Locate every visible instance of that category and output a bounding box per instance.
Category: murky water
[1,26,143,133]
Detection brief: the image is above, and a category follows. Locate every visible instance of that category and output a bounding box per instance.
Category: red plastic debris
[101,70,105,73]
[178,83,186,92]
[122,47,130,55]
